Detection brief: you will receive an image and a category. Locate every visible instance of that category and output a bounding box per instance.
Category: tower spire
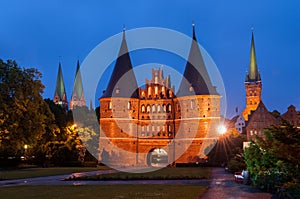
[242,31,262,121]
[176,23,217,97]
[53,62,68,110]
[246,31,261,82]
[192,21,196,40]
[70,60,86,109]
[101,27,138,98]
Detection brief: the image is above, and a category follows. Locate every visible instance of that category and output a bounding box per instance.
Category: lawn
[0,185,208,199]
[68,167,211,180]
[0,166,109,180]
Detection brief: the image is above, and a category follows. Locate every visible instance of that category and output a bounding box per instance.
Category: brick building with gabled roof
[99,25,221,167]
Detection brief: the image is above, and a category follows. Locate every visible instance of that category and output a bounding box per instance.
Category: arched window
[157,126,160,132]
[141,126,145,133]
[148,87,151,97]
[141,105,145,113]
[157,105,161,113]
[155,86,158,95]
[108,101,112,110]
[127,102,131,110]
[154,76,158,84]
[190,100,194,109]
[163,104,166,112]
[147,105,151,113]
[168,125,171,132]
[152,104,156,112]
[167,104,172,113]
[152,125,155,132]
[146,126,149,132]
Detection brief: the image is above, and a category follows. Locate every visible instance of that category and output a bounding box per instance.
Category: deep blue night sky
[1,0,300,118]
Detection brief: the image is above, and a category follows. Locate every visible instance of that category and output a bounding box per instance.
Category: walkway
[200,167,278,199]
[0,167,279,199]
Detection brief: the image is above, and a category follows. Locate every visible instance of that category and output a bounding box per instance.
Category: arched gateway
[147,148,168,167]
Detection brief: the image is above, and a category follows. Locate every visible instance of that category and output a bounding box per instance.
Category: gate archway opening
[147,148,168,167]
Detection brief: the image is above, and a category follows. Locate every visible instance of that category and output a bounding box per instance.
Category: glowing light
[217,125,227,135]
[24,144,28,149]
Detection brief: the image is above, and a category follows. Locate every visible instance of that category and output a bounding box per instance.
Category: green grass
[0,185,208,199]
[69,167,211,180]
[0,166,109,180]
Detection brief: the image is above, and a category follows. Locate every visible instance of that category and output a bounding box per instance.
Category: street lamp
[217,125,227,135]
[23,144,29,161]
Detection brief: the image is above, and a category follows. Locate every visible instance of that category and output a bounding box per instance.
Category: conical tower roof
[101,29,139,98]
[54,62,67,101]
[177,24,217,97]
[245,32,261,82]
[72,60,84,99]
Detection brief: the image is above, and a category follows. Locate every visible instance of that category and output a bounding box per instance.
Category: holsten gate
[99,26,221,167]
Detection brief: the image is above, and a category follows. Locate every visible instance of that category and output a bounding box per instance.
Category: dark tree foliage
[0,59,55,164]
[43,99,79,166]
[244,121,300,197]
[207,128,246,170]
[95,106,100,123]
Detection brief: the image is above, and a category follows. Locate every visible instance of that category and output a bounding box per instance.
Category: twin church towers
[53,60,86,110]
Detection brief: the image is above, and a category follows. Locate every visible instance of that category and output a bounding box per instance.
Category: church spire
[53,62,68,110]
[70,60,86,109]
[246,31,261,82]
[101,28,139,98]
[176,23,217,97]
[242,30,263,121]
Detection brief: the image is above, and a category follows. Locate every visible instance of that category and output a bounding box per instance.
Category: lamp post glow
[217,125,227,135]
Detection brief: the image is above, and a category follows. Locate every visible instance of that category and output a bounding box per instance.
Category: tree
[207,127,246,170]
[42,99,79,166]
[42,101,99,166]
[244,121,300,196]
[72,106,99,163]
[0,59,55,165]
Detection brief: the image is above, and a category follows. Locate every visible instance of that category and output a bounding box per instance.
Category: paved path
[0,169,118,187]
[0,167,279,199]
[200,167,278,199]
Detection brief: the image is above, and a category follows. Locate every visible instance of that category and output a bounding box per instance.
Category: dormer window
[115,87,120,94]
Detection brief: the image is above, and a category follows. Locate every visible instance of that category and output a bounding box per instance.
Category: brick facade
[99,68,220,166]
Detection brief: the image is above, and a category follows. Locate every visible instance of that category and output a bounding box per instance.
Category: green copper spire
[54,62,68,109]
[246,32,261,82]
[54,62,66,100]
[73,60,84,99]
[70,60,86,109]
